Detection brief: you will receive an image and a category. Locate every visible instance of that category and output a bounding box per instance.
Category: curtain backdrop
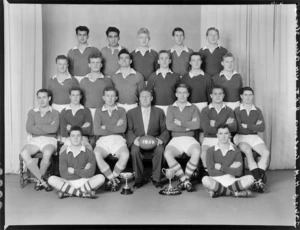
[4,4,296,173]
[4,1,43,173]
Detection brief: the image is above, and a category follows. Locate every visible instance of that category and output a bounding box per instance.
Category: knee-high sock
[80,181,93,193]
[60,182,82,197]
[250,168,261,181]
[185,161,197,178]
[257,167,266,180]
[27,161,42,181]
[170,162,186,181]
[212,181,232,196]
[113,162,125,178]
[228,180,244,192]
[101,165,114,180]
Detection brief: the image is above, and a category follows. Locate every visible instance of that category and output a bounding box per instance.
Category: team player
[234,87,270,193]
[164,84,201,192]
[80,53,113,120]
[111,49,145,112]
[67,26,100,83]
[100,27,126,77]
[169,27,193,76]
[180,52,212,113]
[59,87,93,153]
[131,28,158,82]
[127,88,170,188]
[93,86,129,192]
[48,126,105,198]
[200,86,237,168]
[47,55,79,113]
[199,27,228,77]
[20,89,59,192]
[212,53,243,110]
[202,124,254,198]
[147,50,180,115]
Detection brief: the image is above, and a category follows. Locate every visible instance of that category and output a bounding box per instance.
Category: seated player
[100,27,126,77]
[199,27,228,77]
[147,50,180,115]
[234,87,270,193]
[59,87,93,153]
[67,25,100,83]
[93,86,129,191]
[212,53,243,110]
[20,89,59,191]
[202,124,254,198]
[131,28,158,83]
[164,84,201,192]
[111,48,145,112]
[47,55,79,113]
[80,52,113,120]
[200,86,237,169]
[169,27,193,76]
[48,126,105,198]
[127,88,170,188]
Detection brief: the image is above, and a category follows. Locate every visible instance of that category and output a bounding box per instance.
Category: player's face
[158,53,171,68]
[70,130,82,146]
[217,127,231,144]
[211,88,224,104]
[206,30,219,45]
[241,90,254,104]
[76,30,88,44]
[107,31,120,48]
[103,90,117,107]
[139,91,153,108]
[173,31,185,45]
[69,90,81,105]
[189,55,202,70]
[138,33,150,47]
[37,92,50,108]
[176,87,189,103]
[56,59,68,74]
[118,53,131,68]
[222,57,234,72]
[88,58,102,72]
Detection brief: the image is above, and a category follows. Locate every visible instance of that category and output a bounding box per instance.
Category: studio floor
[4,170,295,227]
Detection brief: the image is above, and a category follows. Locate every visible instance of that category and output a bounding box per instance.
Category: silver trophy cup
[119,172,135,195]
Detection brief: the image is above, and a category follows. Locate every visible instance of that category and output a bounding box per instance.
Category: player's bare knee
[95,174,105,183]
[245,175,254,185]
[48,175,58,186]
[202,176,211,187]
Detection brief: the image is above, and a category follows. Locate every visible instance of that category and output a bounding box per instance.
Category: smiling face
[118,53,131,68]
[37,92,51,108]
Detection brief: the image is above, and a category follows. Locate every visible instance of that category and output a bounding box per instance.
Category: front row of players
[20,84,270,198]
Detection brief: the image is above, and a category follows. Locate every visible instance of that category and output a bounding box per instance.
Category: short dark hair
[176,83,190,94]
[76,26,89,35]
[211,85,225,94]
[240,86,254,95]
[69,126,83,136]
[103,86,118,98]
[216,124,230,132]
[106,27,120,37]
[189,52,202,62]
[69,87,82,96]
[222,52,234,61]
[206,27,220,36]
[172,27,185,36]
[139,87,153,97]
[55,55,68,63]
[36,89,53,105]
[88,52,102,63]
[118,48,131,59]
[158,50,171,59]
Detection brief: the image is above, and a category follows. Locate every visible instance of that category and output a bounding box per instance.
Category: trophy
[159,168,182,195]
[119,172,135,195]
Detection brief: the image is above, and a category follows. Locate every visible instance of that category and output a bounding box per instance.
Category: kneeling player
[48,126,105,198]
[202,124,254,198]
[164,84,201,192]
[93,86,129,191]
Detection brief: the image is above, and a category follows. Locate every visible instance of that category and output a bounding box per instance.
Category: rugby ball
[139,135,158,150]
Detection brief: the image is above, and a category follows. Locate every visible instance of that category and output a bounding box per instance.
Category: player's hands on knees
[84,163,91,169]
[214,163,221,170]
[134,137,140,147]
[82,122,90,128]
[230,161,241,168]
[116,119,124,126]
[68,167,75,174]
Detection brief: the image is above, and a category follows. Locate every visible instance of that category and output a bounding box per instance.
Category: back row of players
[20,25,270,199]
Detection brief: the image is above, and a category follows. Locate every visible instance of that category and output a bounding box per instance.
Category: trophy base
[121,187,133,195]
[159,187,182,195]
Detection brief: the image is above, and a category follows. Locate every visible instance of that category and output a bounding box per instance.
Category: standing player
[212,53,243,110]
[48,126,105,198]
[164,84,201,192]
[67,26,100,83]
[111,49,145,112]
[147,50,180,115]
[131,28,158,83]
[93,86,129,192]
[234,87,270,193]
[20,89,59,191]
[127,88,170,188]
[169,27,193,76]
[47,55,79,113]
[202,124,254,198]
[100,27,126,77]
[199,27,228,77]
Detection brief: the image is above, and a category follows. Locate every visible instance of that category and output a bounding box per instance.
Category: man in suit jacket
[126,88,170,188]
